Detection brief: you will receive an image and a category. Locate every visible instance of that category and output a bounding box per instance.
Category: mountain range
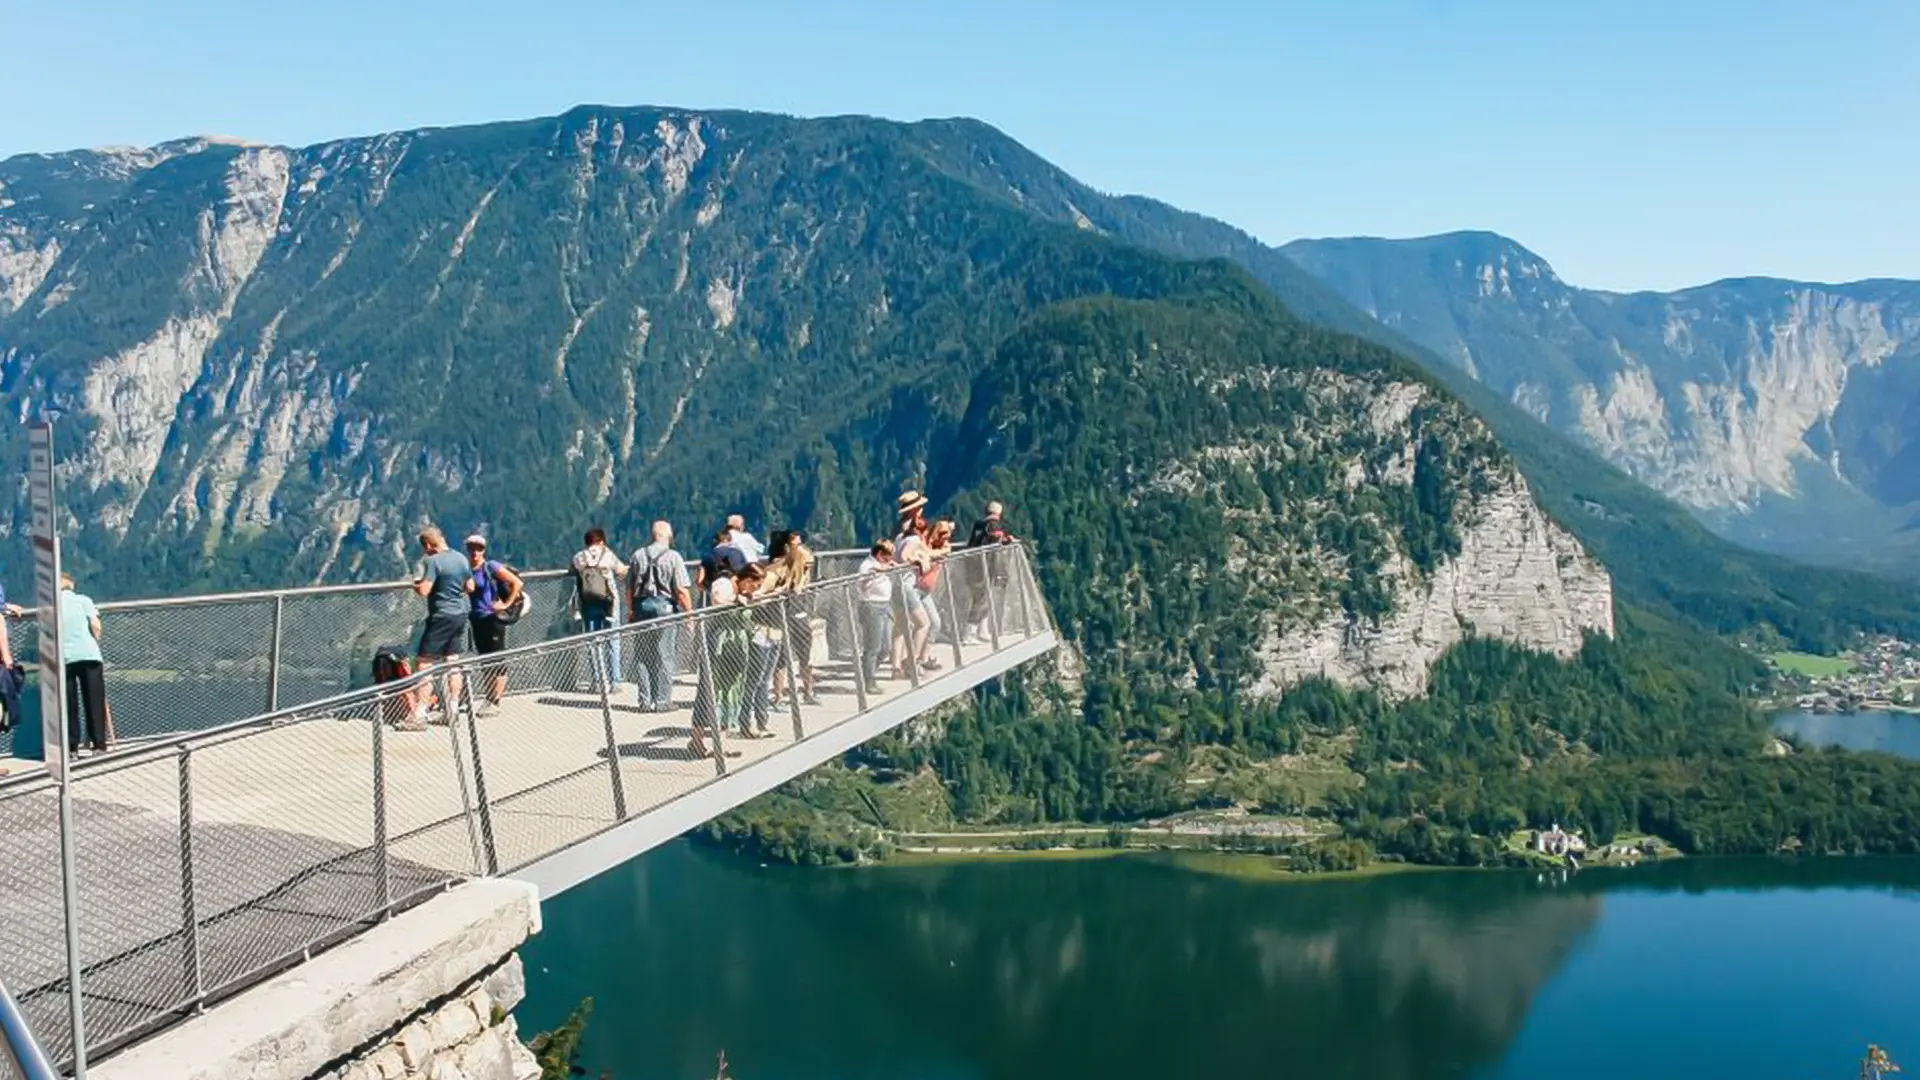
[7,104,1920,863]
[1282,232,1920,579]
[3,108,1912,652]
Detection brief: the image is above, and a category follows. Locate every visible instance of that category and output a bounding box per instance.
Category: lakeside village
[1765,637,1920,714]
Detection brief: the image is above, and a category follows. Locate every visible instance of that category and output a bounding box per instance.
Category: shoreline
[1767,704,1920,718]
[874,845,1458,881]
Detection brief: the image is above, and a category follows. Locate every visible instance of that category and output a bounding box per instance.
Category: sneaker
[477,701,501,717]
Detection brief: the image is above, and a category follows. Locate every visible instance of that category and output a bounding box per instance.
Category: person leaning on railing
[964,501,1017,644]
[855,539,896,694]
[58,572,113,755]
[765,530,820,707]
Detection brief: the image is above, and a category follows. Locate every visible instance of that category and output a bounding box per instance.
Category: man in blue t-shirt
[404,526,473,729]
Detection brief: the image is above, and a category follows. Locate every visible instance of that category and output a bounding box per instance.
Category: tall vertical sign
[28,420,88,1076]
[27,421,64,781]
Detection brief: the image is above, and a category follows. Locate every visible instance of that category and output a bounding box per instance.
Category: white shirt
[708,577,738,606]
[858,557,894,603]
[729,530,765,563]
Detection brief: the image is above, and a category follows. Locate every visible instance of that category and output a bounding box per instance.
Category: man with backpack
[465,535,525,716]
[629,520,692,712]
[572,526,628,690]
[965,500,1017,643]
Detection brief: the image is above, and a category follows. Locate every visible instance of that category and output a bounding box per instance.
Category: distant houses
[1531,824,1587,858]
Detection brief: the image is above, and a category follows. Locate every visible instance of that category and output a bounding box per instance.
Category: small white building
[1532,824,1588,857]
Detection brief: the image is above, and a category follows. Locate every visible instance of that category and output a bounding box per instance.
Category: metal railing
[0,544,1051,1071]
[0,548,884,756]
[1,981,57,1080]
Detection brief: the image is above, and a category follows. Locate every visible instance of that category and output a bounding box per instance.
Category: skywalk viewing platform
[0,544,1057,1073]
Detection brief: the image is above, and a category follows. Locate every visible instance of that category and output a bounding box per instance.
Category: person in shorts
[407,526,473,729]
[465,534,524,715]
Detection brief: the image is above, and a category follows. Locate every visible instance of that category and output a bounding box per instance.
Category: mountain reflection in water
[522,846,1629,1079]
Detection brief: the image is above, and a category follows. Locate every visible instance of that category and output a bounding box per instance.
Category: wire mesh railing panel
[80,598,278,745]
[169,719,377,1003]
[0,787,75,1066]
[60,754,192,1055]
[451,643,621,875]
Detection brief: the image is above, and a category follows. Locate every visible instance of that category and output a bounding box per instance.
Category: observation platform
[0,544,1056,1072]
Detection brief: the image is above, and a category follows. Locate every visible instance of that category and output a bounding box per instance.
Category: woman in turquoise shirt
[58,572,111,754]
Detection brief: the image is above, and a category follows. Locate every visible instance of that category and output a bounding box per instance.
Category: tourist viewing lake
[521,845,1920,1080]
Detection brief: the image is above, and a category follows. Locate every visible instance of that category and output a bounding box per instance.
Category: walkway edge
[93,880,540,1080]
[512,631,1059,898]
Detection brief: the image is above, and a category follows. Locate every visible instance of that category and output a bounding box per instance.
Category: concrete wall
[95,880,544,1080]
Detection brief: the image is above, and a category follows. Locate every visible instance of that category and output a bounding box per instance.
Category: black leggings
[65,659,109,751]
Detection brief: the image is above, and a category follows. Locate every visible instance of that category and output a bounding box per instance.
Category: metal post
[456,666,501,875]
[176,747,203,1009]
[265,594,285,712]
[592,635,629,819]
[56,781,87,1077]
[780,594,806,741]
[982,550,1003,653]
[841,585,870,714]
[1011,546,1035,638]
[893,569,921,688]
[440,671,487,876]
[940,565,965,671]
[694,618,726,776]
[372,703,391,912]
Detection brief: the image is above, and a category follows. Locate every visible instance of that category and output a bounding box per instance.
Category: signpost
[27,420,88,1076]
[28,424,63,783]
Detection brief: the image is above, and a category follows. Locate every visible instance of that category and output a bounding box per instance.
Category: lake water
[521,845,1920,1079]
[1773,708,1920,759]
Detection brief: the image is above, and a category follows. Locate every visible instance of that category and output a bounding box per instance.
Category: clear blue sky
[3,0,1915,291]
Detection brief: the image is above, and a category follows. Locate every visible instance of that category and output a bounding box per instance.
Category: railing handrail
[0,547,880,622]
[0,979,58,1080]
[0,543,1027,794]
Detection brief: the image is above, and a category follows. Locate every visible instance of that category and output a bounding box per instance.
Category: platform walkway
[0,545,1057,1070]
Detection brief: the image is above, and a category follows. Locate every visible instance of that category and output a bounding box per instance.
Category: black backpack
[576,550,617,608]
[477,560,532,624]
[633,546,679,605]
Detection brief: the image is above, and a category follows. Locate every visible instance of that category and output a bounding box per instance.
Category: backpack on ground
[372,646,414,725]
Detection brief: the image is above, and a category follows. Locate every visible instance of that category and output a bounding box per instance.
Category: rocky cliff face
[957,297,1614,701]
[1256,472,1613,698]
[1279,232,1920,577]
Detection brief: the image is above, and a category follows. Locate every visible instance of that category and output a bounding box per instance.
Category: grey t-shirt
[421,549,471,618]
[630,542,690,603]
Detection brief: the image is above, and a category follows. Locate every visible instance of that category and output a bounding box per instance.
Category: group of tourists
[406,493,1017,759]
[0,491,1017,770]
